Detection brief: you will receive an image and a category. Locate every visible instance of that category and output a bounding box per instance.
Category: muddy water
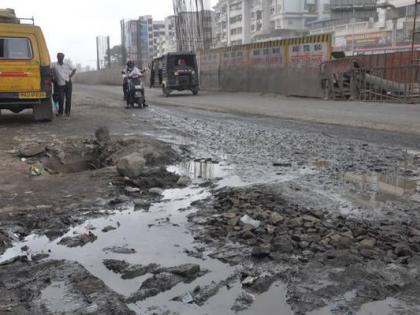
[309,296,420,315]
[0,161,295,314]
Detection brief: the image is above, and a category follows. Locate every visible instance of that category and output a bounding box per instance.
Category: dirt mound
[36,132,178,175]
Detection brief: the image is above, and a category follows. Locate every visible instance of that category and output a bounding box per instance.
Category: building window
[263,48,269,55]
[253,49,260,56]
[230,27,242,35]
[314,44,323,51]
[303,45,311,52]
[230,2,242,11]
[230,15,242,24]
[272,47,281,54]
[292,46,300,52]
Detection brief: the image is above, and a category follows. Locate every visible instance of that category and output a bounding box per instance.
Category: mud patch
[0,258,133,314]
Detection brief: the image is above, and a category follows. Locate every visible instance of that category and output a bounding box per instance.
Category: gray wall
[75,66,151,87]
[198,35,331,98]
[76,35,331,99]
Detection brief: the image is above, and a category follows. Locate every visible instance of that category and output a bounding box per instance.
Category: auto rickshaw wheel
[192,88,198,96]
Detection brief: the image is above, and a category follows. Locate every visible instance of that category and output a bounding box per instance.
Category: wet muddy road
[1,85,420,314]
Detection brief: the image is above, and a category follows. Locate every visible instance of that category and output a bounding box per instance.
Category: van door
[0,35,42,94]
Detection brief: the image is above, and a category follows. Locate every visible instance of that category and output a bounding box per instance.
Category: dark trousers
[57,81,72,115]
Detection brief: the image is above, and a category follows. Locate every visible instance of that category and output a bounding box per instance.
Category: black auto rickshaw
[150,52,199,97]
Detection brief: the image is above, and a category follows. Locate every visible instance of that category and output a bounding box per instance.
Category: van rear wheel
[34,98,53,121]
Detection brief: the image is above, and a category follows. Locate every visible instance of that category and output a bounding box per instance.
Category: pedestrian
[52,52,76,118]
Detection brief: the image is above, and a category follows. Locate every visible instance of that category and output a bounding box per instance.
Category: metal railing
[354,65,420,103]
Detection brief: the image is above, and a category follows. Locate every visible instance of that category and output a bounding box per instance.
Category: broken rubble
[126,263,206,303]
[103,246,136,254]
[116,153,146,178]
[103,259,160,279]
[177,176,192,186]
[58,231,97,248]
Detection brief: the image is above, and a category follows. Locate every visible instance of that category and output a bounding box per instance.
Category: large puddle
[2,158,415,314]
[0,160,294,314]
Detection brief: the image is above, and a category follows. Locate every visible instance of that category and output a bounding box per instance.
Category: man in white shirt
[52,53,76,117]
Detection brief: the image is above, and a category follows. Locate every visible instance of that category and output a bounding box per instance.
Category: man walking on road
[52,53,76,118]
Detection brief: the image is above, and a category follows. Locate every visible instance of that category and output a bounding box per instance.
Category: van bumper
[0,92,48,109]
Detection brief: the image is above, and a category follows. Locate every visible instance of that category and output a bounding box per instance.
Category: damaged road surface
[1,84,420,314]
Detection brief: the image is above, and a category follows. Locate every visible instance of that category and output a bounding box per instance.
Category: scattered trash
[103,245,136,254]
[181,292,194,304]
[273,161,292,167]
[58,231,97,247]
[102,225,116,233]
[242,276,258,286]
[240,215,261,229]
[29,165,42,176]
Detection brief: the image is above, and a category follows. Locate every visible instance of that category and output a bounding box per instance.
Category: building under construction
[96,35,111,70]
[172,0,214,52]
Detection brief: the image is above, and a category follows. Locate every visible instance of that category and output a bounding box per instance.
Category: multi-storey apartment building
[121,15,181,66]
[310,0,420,52]
[120,16,153,67]
[213,0,329,47]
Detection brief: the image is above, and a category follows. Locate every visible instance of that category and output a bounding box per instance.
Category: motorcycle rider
[122,60,143,101]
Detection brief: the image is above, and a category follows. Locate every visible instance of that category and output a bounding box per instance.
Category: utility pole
[351,4,355,55]
[412,0,419,63]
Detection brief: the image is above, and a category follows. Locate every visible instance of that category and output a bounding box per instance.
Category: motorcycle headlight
[191,71,195,75]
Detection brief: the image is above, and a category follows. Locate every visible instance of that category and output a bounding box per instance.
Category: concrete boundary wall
[75,66,122,85]
[75,66,151,87]
[198,34,332,98]
[76,35,331,98]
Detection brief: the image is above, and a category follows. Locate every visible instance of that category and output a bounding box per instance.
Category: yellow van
[0,9,52,121]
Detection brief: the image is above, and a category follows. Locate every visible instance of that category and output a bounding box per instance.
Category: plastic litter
[242,276,258,286]
[29,165,42,176]
[240,215,261,228]
[182,292,194,304]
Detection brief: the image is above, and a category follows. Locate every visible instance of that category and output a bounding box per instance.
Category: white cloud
[2,0,218,66]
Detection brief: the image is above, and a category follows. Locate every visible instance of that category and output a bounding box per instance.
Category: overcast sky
[3,0,217,67]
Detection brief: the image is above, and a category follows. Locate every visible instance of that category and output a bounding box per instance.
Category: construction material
[172,0,213,51]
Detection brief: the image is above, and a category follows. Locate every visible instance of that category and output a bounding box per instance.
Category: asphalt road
[81,84,420,136]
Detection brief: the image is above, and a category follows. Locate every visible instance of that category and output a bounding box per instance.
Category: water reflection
[344,171,419,206]
[169,159,229,180]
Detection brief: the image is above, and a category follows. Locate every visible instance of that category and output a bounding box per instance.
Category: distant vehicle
[0,9,53,121]
[122,70,146,109]
[150,52,199,97]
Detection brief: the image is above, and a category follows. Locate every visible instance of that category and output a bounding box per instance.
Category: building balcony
[330,0,378,11]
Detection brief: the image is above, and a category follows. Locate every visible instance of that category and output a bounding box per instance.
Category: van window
[0,37,33,60]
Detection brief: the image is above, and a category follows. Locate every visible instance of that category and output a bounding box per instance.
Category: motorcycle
[122,71,146,108]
